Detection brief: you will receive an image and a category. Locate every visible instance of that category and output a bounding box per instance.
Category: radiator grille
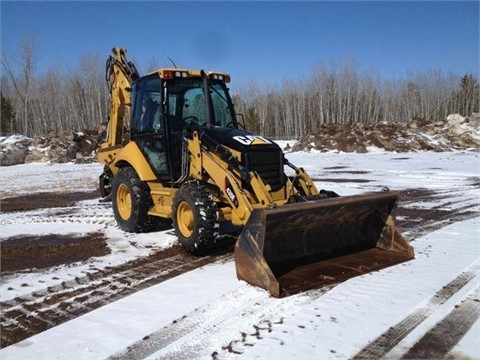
[244,148,285,191]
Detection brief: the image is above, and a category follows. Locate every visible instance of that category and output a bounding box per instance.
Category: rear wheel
[172,183,218,255]
[112,167,160,232]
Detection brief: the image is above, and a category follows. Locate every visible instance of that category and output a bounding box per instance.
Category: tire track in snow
[351,261,480,360]
[401,287,480,359]
[109,285,335,360]
[108,284,270,360]
[0,251,231,348]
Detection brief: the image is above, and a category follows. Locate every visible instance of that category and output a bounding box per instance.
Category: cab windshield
[166,78,235,130]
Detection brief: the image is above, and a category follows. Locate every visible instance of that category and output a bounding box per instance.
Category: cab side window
[132,77,162,134]
[131,76,168,176]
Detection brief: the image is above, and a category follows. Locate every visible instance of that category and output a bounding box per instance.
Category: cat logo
[233,135,272,146]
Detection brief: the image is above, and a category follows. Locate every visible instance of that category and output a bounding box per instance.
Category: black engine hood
[201,127,281,152]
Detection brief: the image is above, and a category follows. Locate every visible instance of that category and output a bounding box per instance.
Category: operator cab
[130,69,237,182]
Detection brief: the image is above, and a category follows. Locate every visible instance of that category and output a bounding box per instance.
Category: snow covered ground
[1,147,479,359]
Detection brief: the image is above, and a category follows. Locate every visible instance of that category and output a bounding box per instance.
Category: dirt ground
[0,190,100,212]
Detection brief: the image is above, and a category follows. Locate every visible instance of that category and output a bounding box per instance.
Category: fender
[114,141,156,181]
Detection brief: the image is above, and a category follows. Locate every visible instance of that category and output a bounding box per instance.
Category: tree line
[1,41,479,138]
[233,61,479,139]
[1,39,109,136]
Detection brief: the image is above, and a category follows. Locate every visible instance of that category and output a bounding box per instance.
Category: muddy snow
[0,146,479,359]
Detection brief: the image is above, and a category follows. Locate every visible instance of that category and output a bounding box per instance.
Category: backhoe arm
[97,47,139,166]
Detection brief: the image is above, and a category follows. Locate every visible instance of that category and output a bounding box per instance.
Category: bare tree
[145,57,161,73]
[1,37,38,135]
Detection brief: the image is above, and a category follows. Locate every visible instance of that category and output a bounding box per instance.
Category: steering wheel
[225,120,245,129]
[182,116,200,130]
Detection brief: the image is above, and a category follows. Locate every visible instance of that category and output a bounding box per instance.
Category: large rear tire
[112,166,160,232]
[172,183,218,255]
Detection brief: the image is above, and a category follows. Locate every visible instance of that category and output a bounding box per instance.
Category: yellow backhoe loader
[97,48,414,297]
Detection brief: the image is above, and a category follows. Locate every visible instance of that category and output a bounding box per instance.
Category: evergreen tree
[1,93,15,135]
[449,74,479,116]
[245,106,261,134]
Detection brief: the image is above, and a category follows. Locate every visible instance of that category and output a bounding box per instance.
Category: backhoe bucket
[234,191,414,297]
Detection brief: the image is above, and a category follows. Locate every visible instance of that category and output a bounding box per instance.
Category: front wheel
[172,183,218,255]
[112,167,160,232]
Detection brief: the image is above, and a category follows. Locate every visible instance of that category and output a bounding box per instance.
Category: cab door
[131,76,170,178]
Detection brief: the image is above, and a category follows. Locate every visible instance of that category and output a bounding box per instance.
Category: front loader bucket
[234,191,414,298]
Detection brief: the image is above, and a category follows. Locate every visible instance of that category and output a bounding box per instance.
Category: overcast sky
[1,1,478,86]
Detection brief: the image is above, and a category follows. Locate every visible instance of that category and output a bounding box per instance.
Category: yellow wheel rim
[116,183,132,220]
[177,201,194,238]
